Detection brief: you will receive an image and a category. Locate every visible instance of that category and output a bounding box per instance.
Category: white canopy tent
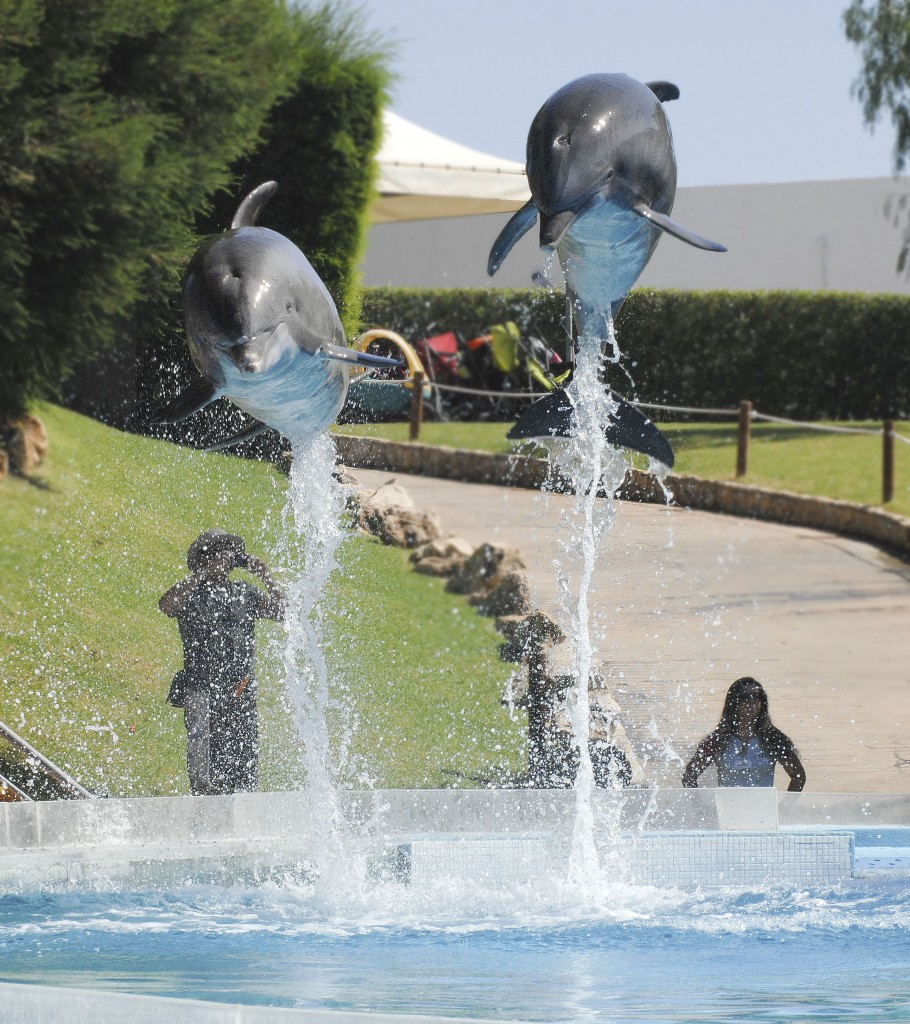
[372,110,531,223]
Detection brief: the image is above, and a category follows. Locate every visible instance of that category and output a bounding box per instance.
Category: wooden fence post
[409,372,424,442]
[883,420,895,504]
[736,400,752,478]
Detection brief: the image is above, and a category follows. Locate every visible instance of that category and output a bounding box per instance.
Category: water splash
[279,432,349,866]
[541,323,632,889]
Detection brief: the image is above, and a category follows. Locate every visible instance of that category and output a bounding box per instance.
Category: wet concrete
[349,467,910,793]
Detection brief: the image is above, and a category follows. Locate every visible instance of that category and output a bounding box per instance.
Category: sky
[358,0,901,188]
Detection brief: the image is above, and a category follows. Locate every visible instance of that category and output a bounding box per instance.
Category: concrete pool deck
[348,467,910,794]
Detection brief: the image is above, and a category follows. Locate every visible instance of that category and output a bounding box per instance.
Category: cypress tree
[0,0,299,421]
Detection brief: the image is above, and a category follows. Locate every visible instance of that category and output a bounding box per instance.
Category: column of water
[280,430,350,885]
[546,324,630,887]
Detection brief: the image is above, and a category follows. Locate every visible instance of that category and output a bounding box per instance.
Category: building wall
[361,177,910,295]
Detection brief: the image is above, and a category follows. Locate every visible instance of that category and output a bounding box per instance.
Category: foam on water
[3,876,909,941]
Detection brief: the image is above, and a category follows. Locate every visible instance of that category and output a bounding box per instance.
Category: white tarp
[372,110,531,222]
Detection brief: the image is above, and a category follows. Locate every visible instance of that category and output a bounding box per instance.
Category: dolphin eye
[555,134,571,147]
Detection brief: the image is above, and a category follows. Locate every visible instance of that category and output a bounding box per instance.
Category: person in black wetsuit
[160,529,285,795]
[682,677,806,791]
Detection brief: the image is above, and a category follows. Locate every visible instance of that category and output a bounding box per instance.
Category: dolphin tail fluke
[632,201,726,252]
[203,421,271,453]
[488,199,539,276]
[606,392,675,468]
[507,388,675,468]
[153,377,219,424]
[231,181,279,229]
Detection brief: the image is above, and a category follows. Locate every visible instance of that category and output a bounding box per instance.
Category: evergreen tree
[0,0,299,421]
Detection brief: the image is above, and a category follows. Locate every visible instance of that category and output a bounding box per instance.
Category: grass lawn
[0,405,523,796]
[336,419,910,517]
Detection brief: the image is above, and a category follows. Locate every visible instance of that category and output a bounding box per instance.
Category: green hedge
[361,287,910,420]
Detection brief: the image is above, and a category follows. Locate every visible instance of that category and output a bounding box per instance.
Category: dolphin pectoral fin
[507,388,675,468]
[320,343,405,370]
[645,81,680,102]
[488,199,539,276]
[153,377,220,424]
[231,181,278,229]
[203,421,271,453]
[632,202,727,252]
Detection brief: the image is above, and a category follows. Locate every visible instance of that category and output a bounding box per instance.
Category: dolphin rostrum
[488,74,726,466]
[156,181,401,449]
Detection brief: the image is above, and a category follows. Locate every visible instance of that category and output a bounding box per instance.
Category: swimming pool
[0,874,908,1022]
[0,790,908,1023]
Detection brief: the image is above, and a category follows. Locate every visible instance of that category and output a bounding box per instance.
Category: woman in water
[682,677,806,790]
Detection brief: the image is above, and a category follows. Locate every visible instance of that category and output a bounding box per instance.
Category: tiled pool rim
[0,788,907,890]
[1,982,518,1024]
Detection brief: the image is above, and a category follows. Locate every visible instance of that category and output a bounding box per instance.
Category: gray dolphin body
[488,74,725,465]
[157,182,399,448]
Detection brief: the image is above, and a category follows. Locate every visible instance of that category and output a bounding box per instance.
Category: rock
[410,535,473,577]
[357,503,442,548]
[413,556,460,577]
[446,543,531,618]
[495,611,565,661]
[361,479,415,510]
[0,448,8,480]
[332,467,370,512]
[551,683,642,786]
[410,535,473,563]
[469,570,531,616]
[332,466,361,488]
[542,642,613,687]
[6,415,48,475]
[446,543,526,596]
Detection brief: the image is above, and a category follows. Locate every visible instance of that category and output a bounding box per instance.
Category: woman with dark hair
[682,677,806,790]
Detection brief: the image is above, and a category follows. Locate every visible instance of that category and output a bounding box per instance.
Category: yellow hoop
[351,329,426,388]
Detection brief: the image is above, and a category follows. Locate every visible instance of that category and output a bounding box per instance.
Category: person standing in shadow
[682,677,806,791]
[160,529,286,795]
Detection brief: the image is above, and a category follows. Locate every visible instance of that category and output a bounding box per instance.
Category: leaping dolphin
[488,74,726,466]
[156,181,401,449]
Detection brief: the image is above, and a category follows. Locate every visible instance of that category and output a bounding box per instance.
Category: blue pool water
[1,877,908,1023]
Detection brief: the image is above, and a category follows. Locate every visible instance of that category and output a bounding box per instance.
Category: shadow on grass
[18,473,53,491]
[663,424,858,451]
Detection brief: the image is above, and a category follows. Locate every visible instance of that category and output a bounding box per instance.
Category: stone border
[333,435,910,558]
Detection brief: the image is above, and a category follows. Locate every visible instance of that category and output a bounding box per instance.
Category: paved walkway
[350,467,910,793]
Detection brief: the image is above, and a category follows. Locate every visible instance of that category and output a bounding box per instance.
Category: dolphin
[488,74,726,466]
[156,181,401,449]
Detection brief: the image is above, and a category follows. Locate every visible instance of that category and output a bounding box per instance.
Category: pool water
[1,878,908,1023]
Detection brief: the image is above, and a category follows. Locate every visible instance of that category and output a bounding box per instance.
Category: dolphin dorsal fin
[645,81,680,103]
[231,181,279,229]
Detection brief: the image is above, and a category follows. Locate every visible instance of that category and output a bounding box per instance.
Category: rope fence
[355,370,907,502]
